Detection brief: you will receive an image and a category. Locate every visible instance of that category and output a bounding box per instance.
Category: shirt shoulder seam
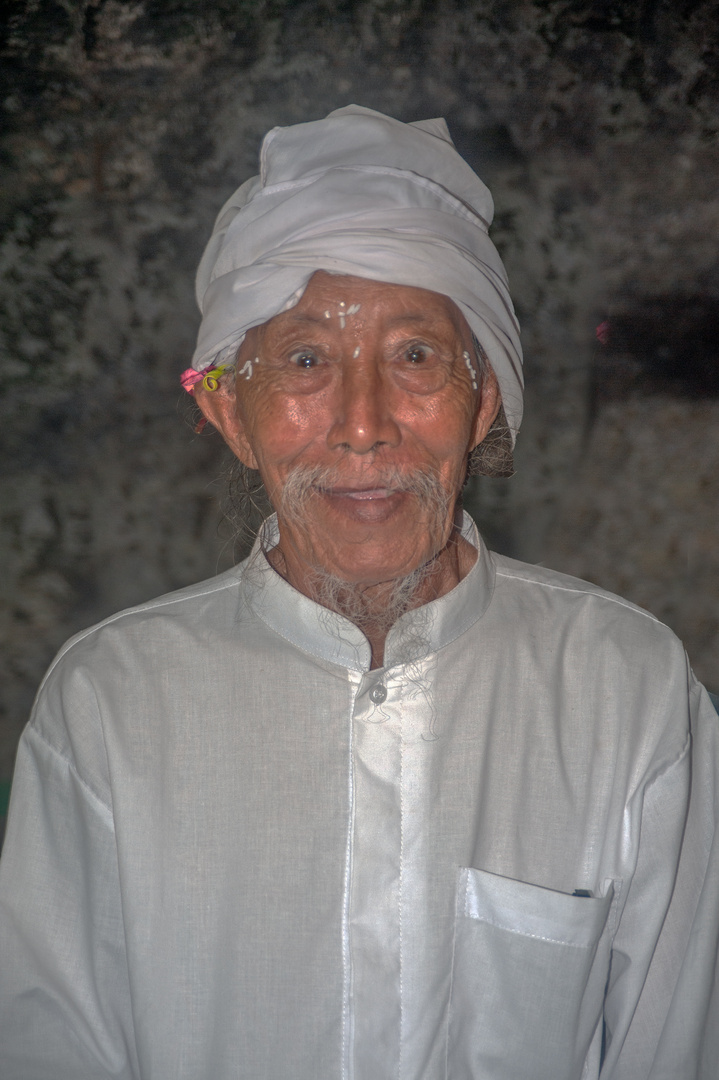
[644,729,691,793]
[24,724,114,821]
[493,566,662,625]
[38,576,243,689]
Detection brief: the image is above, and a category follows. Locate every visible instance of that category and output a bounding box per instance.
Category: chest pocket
[447,867,618,1080]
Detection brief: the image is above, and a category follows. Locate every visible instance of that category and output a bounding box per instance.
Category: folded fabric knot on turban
[187,105,524,440]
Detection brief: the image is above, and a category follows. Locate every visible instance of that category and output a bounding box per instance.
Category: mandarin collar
[240,511,495,674]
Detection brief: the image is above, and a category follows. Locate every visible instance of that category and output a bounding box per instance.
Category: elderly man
[0,107,717,1080]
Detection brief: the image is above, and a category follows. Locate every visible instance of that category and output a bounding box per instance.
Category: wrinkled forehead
[256,271,473,337]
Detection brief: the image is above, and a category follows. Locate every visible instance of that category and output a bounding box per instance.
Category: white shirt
[0,515,717,1079]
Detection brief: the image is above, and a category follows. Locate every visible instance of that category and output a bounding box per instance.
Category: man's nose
[327,355,401,454]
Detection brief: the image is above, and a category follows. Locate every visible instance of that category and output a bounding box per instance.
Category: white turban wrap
[189,105,524,439]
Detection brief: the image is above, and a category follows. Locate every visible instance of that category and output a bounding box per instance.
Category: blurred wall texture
[1,0,718,786]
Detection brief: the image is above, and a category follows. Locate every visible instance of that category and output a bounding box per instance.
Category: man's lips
[322,486,399,501]
[313,484,411,521]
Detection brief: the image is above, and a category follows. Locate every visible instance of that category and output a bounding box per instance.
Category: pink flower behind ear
[181,367,205,393]
[595,320,610,346]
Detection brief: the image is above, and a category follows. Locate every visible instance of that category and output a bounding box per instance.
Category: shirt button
[369,684,387,705]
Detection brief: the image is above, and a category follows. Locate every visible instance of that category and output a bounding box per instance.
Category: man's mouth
[322,486,398,501]
[312,482,409,523]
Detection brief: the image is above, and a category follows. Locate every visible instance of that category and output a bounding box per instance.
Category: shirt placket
[346,670,403,1080]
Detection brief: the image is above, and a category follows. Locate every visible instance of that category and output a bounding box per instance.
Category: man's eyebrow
[281,313,330,327]
[384,312,438,328]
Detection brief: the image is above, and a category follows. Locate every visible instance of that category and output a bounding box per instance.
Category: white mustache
[277,463,449,506]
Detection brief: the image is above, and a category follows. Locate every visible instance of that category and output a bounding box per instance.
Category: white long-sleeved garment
[0,515,717,1079]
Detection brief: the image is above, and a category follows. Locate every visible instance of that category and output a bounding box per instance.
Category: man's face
[201,272,500,586]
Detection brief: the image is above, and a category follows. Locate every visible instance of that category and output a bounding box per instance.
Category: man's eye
[289,350,320,369]
[404,344,434,364]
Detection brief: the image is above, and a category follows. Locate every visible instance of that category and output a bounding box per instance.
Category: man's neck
[266,530,477,669]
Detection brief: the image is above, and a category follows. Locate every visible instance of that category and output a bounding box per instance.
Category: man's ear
[470,367,502,450]
[194,383,259,470]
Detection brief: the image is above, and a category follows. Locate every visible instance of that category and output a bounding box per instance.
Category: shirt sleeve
[603,677,719,1079]
[0,723,139,1079]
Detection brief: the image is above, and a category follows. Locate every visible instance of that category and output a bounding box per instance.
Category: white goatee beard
[270,462,455,636]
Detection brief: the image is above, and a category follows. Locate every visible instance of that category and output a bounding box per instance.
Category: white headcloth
[191,105,524,439]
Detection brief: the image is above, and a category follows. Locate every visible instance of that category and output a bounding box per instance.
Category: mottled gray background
[2,0,719,789]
